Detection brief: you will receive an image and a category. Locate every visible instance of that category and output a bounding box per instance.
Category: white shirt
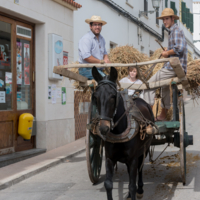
[120,77,144,98]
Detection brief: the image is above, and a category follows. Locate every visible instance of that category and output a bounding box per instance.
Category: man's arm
[84,56,101,63]
[162,29,185,58]
[162,49,176,58]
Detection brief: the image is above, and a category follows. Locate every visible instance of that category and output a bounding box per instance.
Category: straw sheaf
[107,45,150,80]
[70,45,200,100]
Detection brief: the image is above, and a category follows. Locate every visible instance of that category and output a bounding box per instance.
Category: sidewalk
[0,137,85,190]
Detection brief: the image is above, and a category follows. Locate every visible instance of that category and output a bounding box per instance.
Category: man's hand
[103,54,111,63]
[161,50,169,58]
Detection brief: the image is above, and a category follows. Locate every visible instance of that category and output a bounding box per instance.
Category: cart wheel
[179,98,186,185]
[86,103,103,184]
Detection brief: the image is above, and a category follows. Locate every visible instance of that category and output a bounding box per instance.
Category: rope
[149,143,169,163]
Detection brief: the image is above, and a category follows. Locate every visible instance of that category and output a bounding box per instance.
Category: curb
[0,148,86,190]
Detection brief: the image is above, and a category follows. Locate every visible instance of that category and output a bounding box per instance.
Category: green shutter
[170,1,177,23]
[170,1,175,11]
[182,2,186,24]
[186,8,190,29]
[190,13,194,33]
[165,0,168,7]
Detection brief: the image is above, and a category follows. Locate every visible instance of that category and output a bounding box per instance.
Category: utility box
[18,113,34,140]
[48,33,63,80]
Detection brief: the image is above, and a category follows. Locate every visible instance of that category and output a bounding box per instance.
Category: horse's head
[92,67,118,136]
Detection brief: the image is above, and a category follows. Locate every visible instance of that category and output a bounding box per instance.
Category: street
[0,99,200,200]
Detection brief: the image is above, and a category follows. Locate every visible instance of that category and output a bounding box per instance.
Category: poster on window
[16,42,22,85]
[24,43,30,85]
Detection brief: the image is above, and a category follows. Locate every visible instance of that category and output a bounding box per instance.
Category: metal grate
[17,25,31,38]
[74,91,91,140]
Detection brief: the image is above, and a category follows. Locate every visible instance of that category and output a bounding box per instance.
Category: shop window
[0,21,12,110]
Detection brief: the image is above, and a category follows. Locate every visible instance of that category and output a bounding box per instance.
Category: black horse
[92,67,154,200]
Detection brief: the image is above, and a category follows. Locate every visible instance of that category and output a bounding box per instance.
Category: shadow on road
[92,150,200,200]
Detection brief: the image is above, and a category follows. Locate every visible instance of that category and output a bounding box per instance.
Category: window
[110,42,117,50]
[144,0,148,17]
[156,9,159,25]
[149,50,154,57]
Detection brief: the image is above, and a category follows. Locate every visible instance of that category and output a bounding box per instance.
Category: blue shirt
[163,23,187,73]
[78,30,107,63]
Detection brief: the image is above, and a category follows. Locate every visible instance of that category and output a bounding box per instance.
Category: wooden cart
[54,57,193,185]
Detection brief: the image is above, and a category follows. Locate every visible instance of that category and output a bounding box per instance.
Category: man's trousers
[143,68,176,109]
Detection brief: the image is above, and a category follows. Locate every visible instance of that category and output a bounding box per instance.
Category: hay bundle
[187,59,200,98]
[188,53,194,63]
[149,48,166,79]
[108,45,150,80]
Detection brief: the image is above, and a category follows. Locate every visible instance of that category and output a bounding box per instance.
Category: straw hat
[157,8,179,20]
[85,15,107,26]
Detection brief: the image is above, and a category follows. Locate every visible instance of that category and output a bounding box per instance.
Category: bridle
[92,79,121,126]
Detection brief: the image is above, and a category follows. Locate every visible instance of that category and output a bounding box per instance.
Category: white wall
[74,0,194,60]
[193,2,200,52]
[0,0,76,150]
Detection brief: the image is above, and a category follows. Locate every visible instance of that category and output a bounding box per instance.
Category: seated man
[78,15,110,80]
[143,8,187,121]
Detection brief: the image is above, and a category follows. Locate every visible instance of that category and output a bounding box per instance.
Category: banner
[24,43,30,85]
[16,42,22,85]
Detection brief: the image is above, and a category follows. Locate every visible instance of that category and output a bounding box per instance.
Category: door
[0,16,35,155]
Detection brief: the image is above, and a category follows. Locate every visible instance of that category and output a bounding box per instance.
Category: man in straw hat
[143,8,187,121]
[78,15,110,79]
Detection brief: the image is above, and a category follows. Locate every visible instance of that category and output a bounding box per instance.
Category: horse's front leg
[128,158,138,200]
[137,155,144,199]
[104,158,114,200]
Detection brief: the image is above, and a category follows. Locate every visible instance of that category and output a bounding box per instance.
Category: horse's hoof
[136,192,143,199]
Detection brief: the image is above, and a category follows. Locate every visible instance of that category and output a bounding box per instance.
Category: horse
[91,66,154,200]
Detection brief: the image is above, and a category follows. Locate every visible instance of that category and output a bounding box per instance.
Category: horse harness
[87,79,157,143]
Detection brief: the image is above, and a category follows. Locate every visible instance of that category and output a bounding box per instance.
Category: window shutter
[170,1,177,23]
[165,0,168,7]
[181,2,186,24]
[186,8,190,29]
[170,1,175,11]
[190,13,194,33]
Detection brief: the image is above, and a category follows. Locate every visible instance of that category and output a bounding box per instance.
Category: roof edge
[52,0,82,11]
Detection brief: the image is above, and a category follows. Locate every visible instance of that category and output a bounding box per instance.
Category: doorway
[0,16,35,155]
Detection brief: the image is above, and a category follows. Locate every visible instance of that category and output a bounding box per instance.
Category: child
[120,66,143,97]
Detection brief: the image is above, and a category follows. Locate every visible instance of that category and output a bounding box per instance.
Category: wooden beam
[80,77,184,90]
[53,66,88,83]
[54,58,171,69]
[169,57,190,90]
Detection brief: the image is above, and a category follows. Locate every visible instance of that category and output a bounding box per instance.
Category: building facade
[193,1,200,55]
[74,0,200,61]
[0,0,82,155]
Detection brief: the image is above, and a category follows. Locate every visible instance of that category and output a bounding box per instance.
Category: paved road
[0,99,200,200]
